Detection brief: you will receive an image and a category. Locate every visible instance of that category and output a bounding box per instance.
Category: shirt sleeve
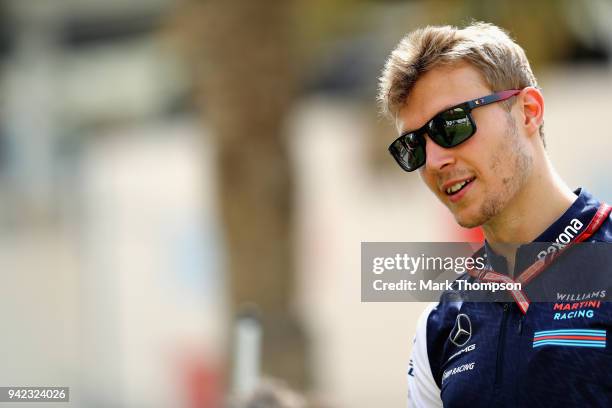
[407,302,443,408]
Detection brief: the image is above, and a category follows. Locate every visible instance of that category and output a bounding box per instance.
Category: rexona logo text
[536,218,584,259]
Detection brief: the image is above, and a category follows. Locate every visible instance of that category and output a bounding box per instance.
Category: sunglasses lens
[428,107,474,147]
[390,132,425,171]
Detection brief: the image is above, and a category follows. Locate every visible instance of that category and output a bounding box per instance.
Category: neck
[482,157,576,266]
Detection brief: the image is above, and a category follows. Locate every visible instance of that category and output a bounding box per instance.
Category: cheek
[480,136,521,192]
[469,118,511,172]
[476,148,505,193]
[419,169,439,195]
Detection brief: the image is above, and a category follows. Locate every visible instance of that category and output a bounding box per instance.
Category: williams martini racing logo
[533,329,606,349]
[536,218,584,259]
[552,300,602,320]
[556,290,607,302]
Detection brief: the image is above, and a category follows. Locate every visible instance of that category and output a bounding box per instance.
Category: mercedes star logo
[449,313,472,347]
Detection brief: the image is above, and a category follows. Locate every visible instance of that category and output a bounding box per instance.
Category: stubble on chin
[454,197,499,228]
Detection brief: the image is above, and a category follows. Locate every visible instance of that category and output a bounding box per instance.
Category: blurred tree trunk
[181,0,309,392]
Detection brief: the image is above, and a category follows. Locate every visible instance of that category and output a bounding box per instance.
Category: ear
[518,87,544,139]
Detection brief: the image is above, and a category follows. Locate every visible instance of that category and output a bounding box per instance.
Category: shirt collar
[483,188,601,275]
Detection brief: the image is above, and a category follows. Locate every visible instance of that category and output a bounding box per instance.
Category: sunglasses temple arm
[466,89,521,109]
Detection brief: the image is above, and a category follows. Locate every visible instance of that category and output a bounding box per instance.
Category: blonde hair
[377,22,543,141]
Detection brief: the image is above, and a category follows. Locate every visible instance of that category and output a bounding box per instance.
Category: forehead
[396,62,491,133]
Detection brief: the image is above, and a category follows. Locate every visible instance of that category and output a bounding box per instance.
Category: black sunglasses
[388,89,521,172]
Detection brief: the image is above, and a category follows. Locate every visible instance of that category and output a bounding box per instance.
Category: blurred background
[0,0,611,407]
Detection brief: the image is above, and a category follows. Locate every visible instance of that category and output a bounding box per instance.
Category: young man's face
[396,62,533,228]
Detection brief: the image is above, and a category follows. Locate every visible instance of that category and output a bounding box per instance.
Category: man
[377,22,612,407]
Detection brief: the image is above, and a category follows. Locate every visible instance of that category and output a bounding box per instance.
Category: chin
[452,209,487,229]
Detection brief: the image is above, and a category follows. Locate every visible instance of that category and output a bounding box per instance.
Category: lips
[442,177,475,196]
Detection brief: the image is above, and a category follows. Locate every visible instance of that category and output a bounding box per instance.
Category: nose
[424,135,455,172]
